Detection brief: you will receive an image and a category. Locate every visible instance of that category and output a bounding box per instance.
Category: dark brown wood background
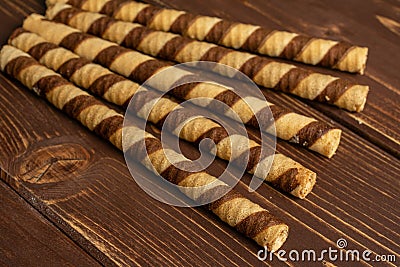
[0,0,399,266]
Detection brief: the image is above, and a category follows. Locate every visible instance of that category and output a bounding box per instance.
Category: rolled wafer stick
[22,14,342,158]
[9,29,317,199]
[0,44,289,250]
[45,4,369,113]
[46,0,368,74]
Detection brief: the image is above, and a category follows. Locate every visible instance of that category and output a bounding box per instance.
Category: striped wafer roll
[0,44,289,250]
[46,4,369,113]
[46,0,368,74]
[9,29,317,199]
[23,14,342,158]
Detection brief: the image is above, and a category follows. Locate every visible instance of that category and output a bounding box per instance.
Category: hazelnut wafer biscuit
[46,4,369,112]
[46,0,368,74]
[9,29,317,198]
[22,14,342,158]
[0,45,289,250]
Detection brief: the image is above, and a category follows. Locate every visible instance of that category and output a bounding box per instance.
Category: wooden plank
[0,0,399,266]
[0,175,100,267]
[0,73,276,266]
[148,0,400,157]
[0,66,399,265]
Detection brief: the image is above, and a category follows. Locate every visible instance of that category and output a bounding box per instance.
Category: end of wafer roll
[137,136,290,250]
[335,46,369,75]
[256,154,317,199]
[255,224,289,252]
[335,84,369,112]
[289,167,317,199]
[273,110,342,158]
[278,164,316,199]
[132,132,290,250]
[309,128,342,159]
[254,224,289,252]
[207,191,289,250]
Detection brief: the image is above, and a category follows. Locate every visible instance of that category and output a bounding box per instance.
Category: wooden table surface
[0,0,399,266]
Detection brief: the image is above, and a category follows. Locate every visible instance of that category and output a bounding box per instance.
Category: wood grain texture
[0,176,100,267]
[0,0,399,266]
[0,73,278,266]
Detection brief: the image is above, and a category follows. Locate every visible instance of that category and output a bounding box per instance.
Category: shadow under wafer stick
[46,0,368,74]
[23,14,342,159]
[0,45,289,251]
[9,29,317,199]
[46,4,369,113]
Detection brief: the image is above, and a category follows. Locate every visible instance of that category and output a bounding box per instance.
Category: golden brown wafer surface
[46,0,369,74]
[22,13,342,158]
[9,29,317,199]
[46,4,369,112]
[0,45,289,251]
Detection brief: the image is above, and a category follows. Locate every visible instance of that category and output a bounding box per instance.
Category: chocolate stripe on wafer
[23,13,342,158]
[33,75,70,97]
[1,45,289,250]
[4,56,37,78]
[10,28,317,198]
[46,4,369,113]
[46,0,368,74]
